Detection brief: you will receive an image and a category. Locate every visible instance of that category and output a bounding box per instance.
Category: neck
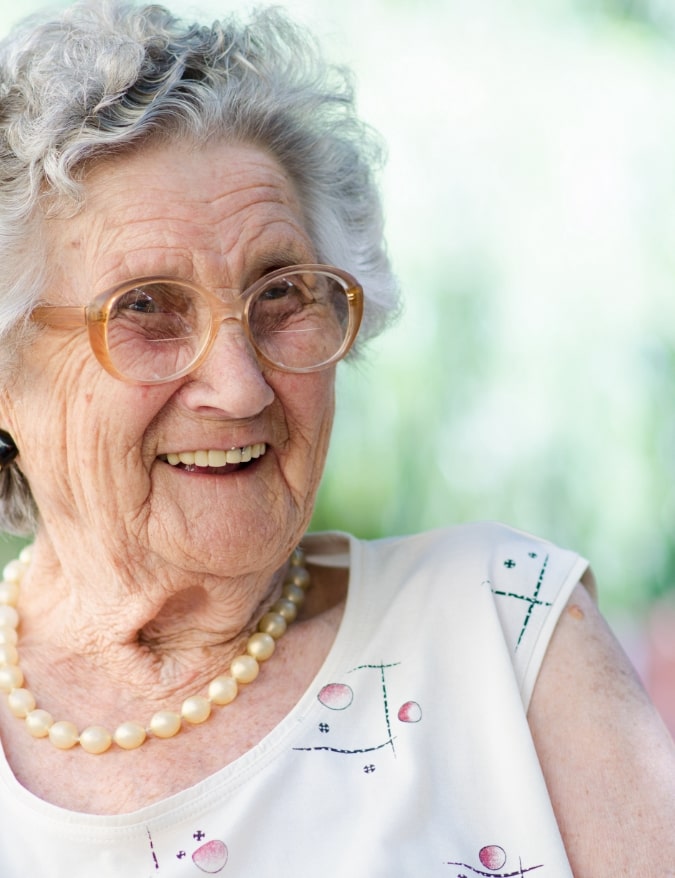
[16,536,294,697]
[0,541,312,754]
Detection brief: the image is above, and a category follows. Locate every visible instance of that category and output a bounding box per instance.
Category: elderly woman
[0,1,671,875]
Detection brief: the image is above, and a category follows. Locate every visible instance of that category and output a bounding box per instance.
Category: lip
[157,442,267,472]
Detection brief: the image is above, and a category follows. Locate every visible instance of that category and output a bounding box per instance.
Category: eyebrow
[240,244,318,287]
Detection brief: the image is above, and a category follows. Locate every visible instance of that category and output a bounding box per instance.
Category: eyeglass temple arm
[31,305,88,329]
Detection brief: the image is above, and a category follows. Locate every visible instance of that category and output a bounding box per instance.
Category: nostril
[177,332,274,419]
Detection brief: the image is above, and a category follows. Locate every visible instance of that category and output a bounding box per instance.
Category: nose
[178,321,275,418]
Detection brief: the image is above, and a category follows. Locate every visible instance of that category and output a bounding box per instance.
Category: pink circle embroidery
[317,683,354,710]
[397,701,422,723]
[479,845,507,870]
[192,839,228,873]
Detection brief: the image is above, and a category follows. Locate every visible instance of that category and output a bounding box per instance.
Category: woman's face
[3,141,336,575]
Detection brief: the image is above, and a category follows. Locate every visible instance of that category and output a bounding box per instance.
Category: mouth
[158,443,267,473]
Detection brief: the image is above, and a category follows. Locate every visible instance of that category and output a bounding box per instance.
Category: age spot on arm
[566,603,585,621]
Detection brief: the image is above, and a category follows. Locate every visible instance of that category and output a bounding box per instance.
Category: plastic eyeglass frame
[31,263,364,385]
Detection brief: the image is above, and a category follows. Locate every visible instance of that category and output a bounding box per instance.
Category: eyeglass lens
[104,270,351,382]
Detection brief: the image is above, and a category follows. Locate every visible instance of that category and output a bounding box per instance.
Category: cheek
[13,380,174,528]
[13,353,170,481]
[272,372,336,504]
[275,370,336,442]
[11,338,92,442]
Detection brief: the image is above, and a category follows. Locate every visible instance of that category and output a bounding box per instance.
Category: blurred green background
[2,1,675,645]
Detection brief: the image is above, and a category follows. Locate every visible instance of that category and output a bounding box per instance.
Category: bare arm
[528,581,675,876]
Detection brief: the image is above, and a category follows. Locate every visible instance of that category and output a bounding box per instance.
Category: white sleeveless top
[0,522,588,876]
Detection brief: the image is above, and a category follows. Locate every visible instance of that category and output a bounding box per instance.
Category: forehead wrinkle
[87,177,302,258]
[83,145,300,222]
[105,212,313,283]
[80,186,291,246]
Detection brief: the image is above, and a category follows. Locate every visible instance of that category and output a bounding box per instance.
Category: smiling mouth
[158,443,267,473]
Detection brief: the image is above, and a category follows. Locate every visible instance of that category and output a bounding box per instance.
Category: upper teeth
[165,444,267,466]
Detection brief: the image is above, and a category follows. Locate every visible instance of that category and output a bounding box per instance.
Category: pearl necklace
[0,545,310,754]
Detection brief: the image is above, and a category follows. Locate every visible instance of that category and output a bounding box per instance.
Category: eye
[259,281,303,302]
[114,284,193,316]
[116,289,160,313]
[252,280,311,325]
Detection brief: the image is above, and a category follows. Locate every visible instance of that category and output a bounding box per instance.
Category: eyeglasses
[31,264,364,385]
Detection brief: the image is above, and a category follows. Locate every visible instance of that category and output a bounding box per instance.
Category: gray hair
[0,0,400,534]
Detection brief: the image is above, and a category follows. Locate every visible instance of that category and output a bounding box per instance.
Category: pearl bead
[0,605,19,628]
[272,597,298,623]
[2,560,24,583]
[230,654,259,683]
[258,611,287,639]
[18,546,32,565]
[246,631,275,662]
[181,695,211,724]
[8,687,35,718]
[0,643,19,665]
[208,674,238,705]
[149,710,182,738]
[282,582,305,605]
[49,720,79,750]
[113,722,147,750]
[288,566,311,589]
[0,625,18,646]
[114,722,147,750]
[0,664,23,691]
[290,547,305,566]
[0,581,19,606]
[80,725,112,754]
[25,708,53,737]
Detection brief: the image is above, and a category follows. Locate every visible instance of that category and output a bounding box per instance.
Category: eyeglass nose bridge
[205,290,249,327]
[195,286,264,365]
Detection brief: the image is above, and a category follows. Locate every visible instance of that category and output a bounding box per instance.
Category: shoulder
[530,581,675,873]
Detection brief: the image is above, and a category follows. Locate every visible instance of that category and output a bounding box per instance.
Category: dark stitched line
[348,661,401,757]
[445,861,543,876]
[292,737,396,755]
[516,554,550,648]
[490,590,552,608]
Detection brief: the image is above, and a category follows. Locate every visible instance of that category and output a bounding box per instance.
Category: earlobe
[0,430,18,469]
